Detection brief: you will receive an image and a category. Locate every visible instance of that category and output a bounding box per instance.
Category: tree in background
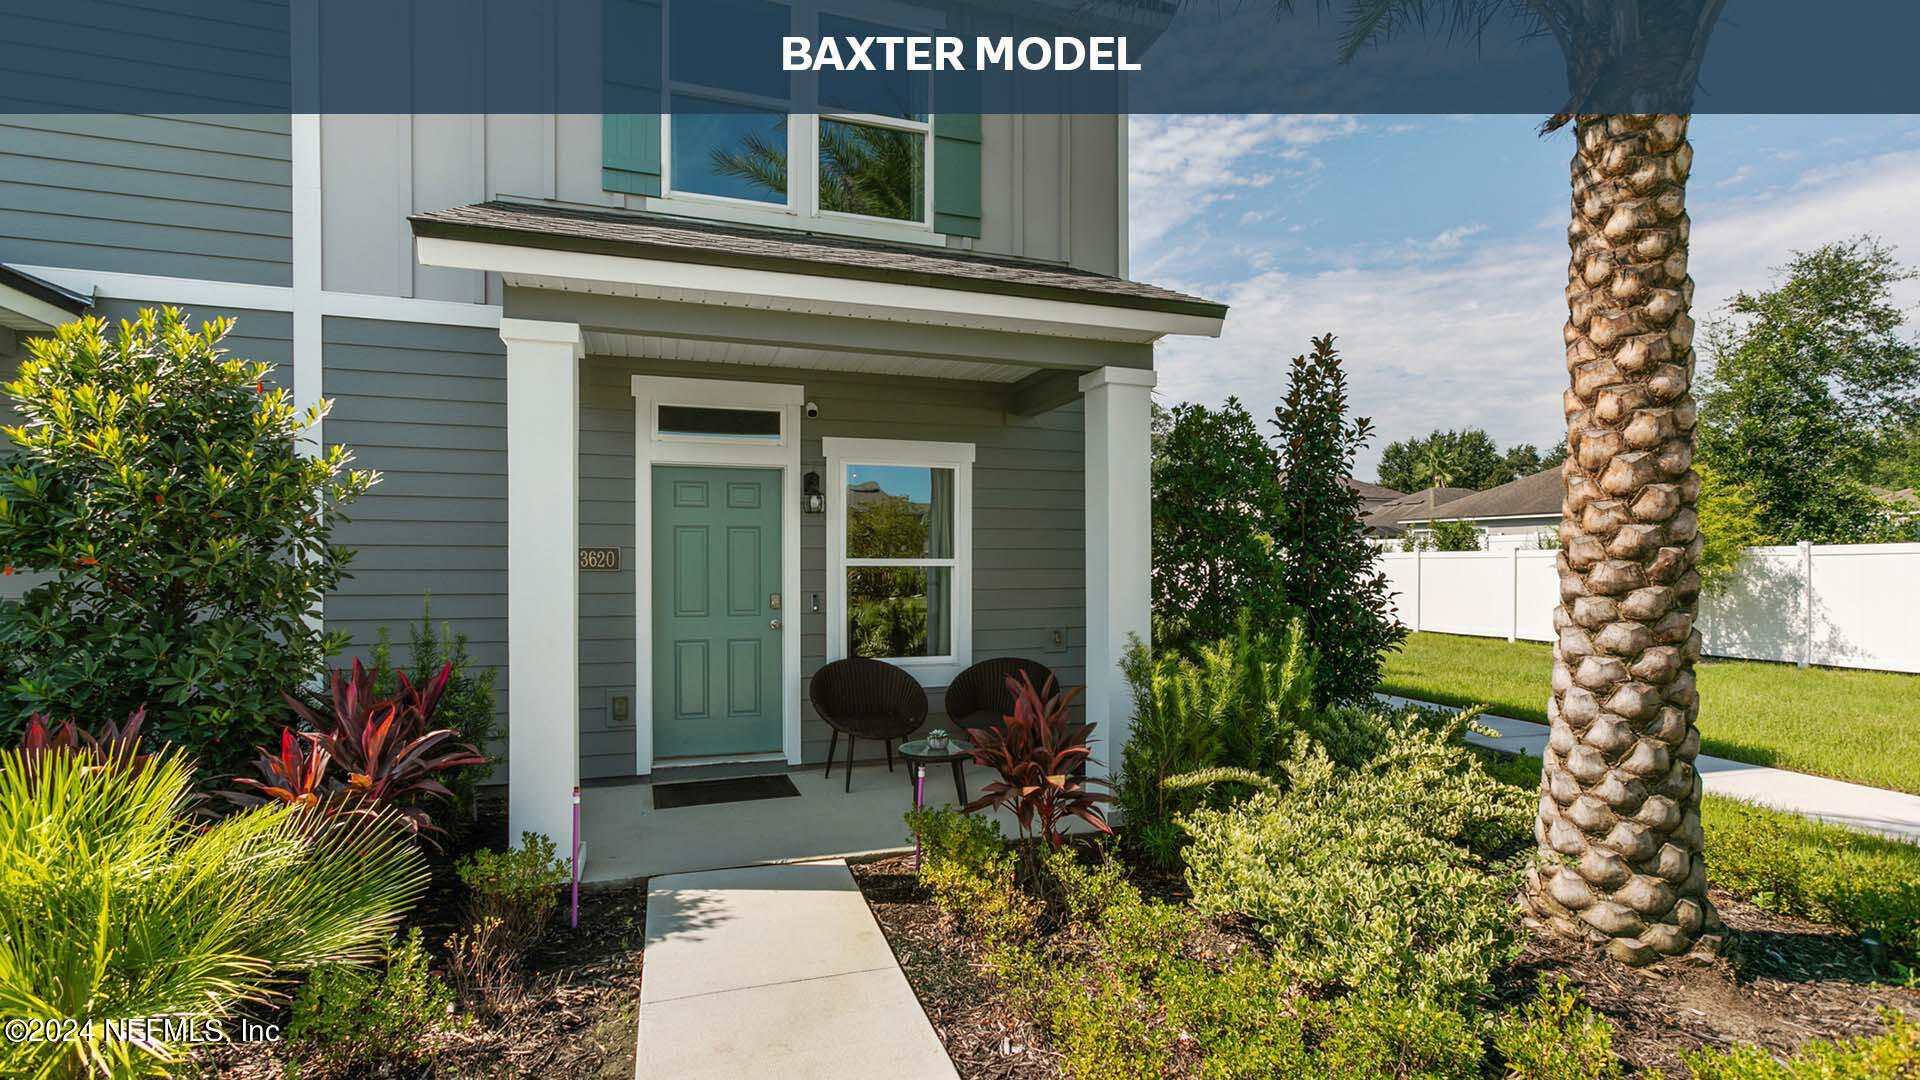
[1402,519,1483,552]
[1696,237,1920,544]
[1692,465,1764,592]
[1269,335,1404,705]
[0,310,377,775]
[1378,427,1566,492]
[1150,399,1289,651]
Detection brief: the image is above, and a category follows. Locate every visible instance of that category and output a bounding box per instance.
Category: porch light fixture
[803,471,825,514]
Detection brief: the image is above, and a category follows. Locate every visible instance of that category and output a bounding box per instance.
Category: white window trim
[823,435,974,686]
[632,375,805,774]
[648,0,942,244]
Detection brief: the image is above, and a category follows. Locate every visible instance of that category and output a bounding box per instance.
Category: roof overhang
[0,264,91,333]
[416,234,1223,343]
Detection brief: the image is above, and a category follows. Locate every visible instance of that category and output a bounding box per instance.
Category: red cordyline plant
[232,658,484,836]
[17,707,151,777]
[960,672,1113,852]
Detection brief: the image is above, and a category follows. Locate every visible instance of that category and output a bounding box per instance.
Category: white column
[501,318,584,854]
[1080,366,1155,785]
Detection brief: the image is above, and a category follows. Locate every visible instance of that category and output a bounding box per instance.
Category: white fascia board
[415,236,1225,341]
[0,283,81,331]
[13,265,294,312]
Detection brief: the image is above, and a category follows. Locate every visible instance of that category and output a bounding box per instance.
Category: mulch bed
[1508,889,1920,1076]
[851,854,1920,1079]
[192,811,650,1080]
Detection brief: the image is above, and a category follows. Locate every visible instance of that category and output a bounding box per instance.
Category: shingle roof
[1402,466,1564,523]
[410,201,1227,318]
[1344,477,1405,502]
[1363,486,1475,533]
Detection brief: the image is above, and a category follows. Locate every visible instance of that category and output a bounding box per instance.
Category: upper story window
[662,0,935,232]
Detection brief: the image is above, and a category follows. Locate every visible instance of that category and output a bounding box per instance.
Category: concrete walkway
[635,859,958,1080]
[1379,693,1920,843]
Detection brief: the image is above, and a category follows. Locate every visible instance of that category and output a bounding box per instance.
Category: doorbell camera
[804,401,820,418]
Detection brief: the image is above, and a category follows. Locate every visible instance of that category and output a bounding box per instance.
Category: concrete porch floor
[581,757,1015,883]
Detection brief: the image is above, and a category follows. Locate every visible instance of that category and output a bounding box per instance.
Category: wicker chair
[810,658,929,793]
[942,657,1057,741]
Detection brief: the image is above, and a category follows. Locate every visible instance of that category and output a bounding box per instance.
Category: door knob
[770,618,783,631]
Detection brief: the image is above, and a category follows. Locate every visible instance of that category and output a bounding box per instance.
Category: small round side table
[899,738,974,870]
[899,738,972,809]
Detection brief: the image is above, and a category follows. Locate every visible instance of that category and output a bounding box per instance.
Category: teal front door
[651,465,784,759]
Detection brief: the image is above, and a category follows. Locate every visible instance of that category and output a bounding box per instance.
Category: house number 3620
[578,547,622,571]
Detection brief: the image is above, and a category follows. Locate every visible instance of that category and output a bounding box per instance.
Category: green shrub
[1681,1008,1919,1079]
[369,598,499,825]
[287,929,461,1066]
[0,310,377,773]
[1117,614,1315,867]
[1307,992,1485,1080]
[1492,976,1623,1080]
[906,807,1037,954]
[0,744,425,1078]
[1039,851,1305,1080]
[1178,719,1531,1004]
[456,831,569,957]
[1704,798,1920,962]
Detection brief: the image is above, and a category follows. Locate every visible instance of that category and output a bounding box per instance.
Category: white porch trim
[631,375,806,775]
[503,318,585,854]
[1079,365,1155,784]
[415,236,1224,341]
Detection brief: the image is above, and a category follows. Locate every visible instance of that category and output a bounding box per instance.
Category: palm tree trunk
[1525,114,1724,966]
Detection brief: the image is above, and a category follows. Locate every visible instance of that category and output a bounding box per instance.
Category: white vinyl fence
[1377,543,1920,674]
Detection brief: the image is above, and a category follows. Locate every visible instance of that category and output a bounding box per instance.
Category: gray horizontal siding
[307,319,1088,784]
[0,114,291,285]
[321,316,509,765]
[579,357,1086,779]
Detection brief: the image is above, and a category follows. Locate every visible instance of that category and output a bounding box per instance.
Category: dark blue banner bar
[0,0,1912,115]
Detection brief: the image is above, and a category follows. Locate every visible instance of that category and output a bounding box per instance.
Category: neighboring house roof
[1343,477,1404,507]
[1362,486,1475,535]
[1401,466,1564,525]
[1873,486,1919,509]
[410,201,1228,319]
[0,263,91,332]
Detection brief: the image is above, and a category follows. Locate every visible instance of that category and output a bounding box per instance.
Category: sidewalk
[1378,693,1920,843]
[634,859,958,1080]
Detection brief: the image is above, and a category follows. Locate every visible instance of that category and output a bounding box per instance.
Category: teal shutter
[933,114,982,237]
[603,0,664,196]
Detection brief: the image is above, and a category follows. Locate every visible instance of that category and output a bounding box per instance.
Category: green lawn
[1473,749,1920,962]
[1382,632,1920,795]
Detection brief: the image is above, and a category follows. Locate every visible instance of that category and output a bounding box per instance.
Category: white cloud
[1150,145,1920,482]
[1128,114,1359,260]
[1714,164,1754,188]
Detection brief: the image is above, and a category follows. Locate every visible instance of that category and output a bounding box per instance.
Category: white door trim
[631,375,804,775]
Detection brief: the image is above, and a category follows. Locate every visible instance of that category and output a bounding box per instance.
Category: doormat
[652,773,801,809]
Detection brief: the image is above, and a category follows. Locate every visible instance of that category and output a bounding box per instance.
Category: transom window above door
[664,0,935,229]
[824,437,974,683]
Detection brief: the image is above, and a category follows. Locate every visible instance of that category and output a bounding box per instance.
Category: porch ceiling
[581,329,1035,383]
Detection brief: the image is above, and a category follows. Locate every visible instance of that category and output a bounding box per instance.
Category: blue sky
[1130,115,1920,482]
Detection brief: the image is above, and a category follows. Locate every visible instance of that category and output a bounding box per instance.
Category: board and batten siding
[320,317,510,764]
[0,114,292,285]
[319,111,1124,304]
[579,356,1088,779]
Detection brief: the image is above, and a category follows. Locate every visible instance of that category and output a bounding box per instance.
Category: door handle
[770,618,783,631]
